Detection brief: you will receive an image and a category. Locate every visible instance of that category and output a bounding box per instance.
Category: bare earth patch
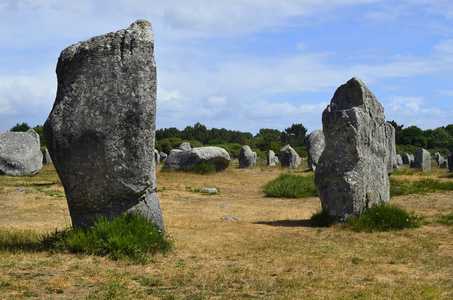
[0,163,452,299]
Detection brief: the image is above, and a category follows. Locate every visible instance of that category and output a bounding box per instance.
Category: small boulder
[307,129,325,172]
[396,154,403,169]
[202,188,219,194]
[279,144,301,168]
[159,152,167,163]
[411,148,431,172]
[154,149,160,165]
[267,150,279,167]
[42,148,52,164]
[238,145,256,168]
[402,153,412,165]
[164,146,230,171]
[180,142,191,151]
[0,130,43,176]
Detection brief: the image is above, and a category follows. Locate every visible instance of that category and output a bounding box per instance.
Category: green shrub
[263,173,318,198]
[41,212,172,264]
[347,203,422,233]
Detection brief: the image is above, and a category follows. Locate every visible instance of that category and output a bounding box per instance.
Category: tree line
[9,121,453,159]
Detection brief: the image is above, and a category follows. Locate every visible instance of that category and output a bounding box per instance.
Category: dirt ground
[0,163,452,299]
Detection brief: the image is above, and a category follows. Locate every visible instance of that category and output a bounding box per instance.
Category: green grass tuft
[40,212,172,264]
[190,162,217,175]
[347,203,422,233]
[162,161,218,175]
[436,213,453,226]
[263,173,318,198]
[0,228,42,252]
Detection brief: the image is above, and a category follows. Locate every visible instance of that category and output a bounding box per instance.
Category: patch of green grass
[41,212,172,264]
[347,203,422,233]
[436,213,453,226]
[162,162,218,175]
[390,177,453,197]
[0,228,42,252]
[263,173,318,198]
[190,162,217,175]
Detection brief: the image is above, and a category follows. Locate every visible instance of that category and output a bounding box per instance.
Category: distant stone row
[157,142,303,170]
[307,129,453,174]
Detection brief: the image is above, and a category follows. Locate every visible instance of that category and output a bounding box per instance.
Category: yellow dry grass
[0,163,452,299]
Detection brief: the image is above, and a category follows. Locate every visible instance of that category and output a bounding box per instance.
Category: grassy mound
[41,212,172,264]
[347,203,422,232]
[263,173,318,198]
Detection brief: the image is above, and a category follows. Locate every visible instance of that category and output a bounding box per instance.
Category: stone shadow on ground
[253,219,313,227]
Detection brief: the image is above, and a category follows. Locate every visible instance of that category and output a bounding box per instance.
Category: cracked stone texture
[315,77,390,221]
[43,20,164,229]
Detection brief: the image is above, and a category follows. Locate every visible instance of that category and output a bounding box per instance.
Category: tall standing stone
[411,148,431,172]
[307,129,325,172]
[384,122,397,175]
[315,77,390,221]
[43,20,164,229]
[239,145,257,168]
[279,144,301,168]
[267,150,278,167]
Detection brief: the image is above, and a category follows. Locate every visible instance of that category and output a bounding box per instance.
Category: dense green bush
[41,213,172,264]
[347,203,422,232]
[263,173,318,198]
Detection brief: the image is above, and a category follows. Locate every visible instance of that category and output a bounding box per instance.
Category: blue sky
[1,0,452,135]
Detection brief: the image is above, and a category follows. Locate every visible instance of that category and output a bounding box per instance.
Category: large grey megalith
[44,20,164,229]
[315,77,390,221]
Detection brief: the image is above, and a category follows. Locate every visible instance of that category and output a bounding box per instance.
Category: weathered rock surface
[411,148,431,172]
[402,152,414,165]
[396,154,403,169]
[267,150,279,167]
[385,122,397,175]
[159,152,167,163]
[238,145,256,168]
[164,145,230,171]
[307,129,325,171]
[154,149,160,165]
[279,144,301,168]
[434,152,440,163]
[180,142,191,151]
[42,148,52,164]
[315,77,390,221]
[202,188,219,194]
[43,20,164,229]
[0,129,43,176]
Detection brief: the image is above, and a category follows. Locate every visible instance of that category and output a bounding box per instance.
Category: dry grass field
[0,162,452,299]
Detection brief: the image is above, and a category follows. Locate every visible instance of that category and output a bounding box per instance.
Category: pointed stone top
[330,77,381,112]
[127,19,154,42]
